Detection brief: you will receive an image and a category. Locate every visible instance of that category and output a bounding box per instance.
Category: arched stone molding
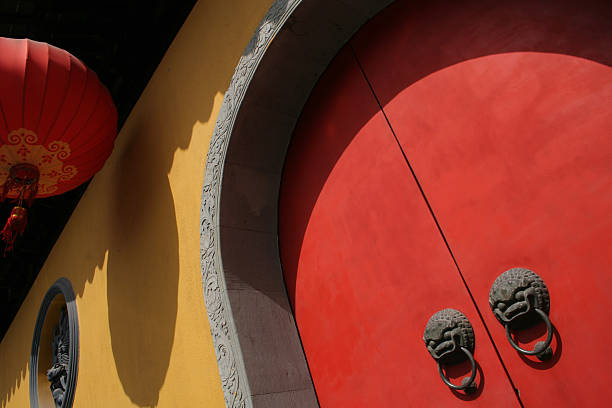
[30,277,79,408]
[200,0,393,406]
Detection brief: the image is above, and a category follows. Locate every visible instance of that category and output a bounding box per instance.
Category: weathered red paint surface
[351,0,612,405]
[359,51,612,406]
[279,48,518,407]
[281,0,612,406]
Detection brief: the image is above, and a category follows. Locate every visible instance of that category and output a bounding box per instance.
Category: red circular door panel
[279,48,519,407]
[350,0,612,406]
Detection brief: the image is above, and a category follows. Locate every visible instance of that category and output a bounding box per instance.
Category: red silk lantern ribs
[0,37,118,252]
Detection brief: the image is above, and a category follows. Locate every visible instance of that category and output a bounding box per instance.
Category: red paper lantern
[0,37,117,252]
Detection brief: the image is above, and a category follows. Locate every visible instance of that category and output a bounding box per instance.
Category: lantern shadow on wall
[0,1,226,405]
[101,3,238,402]
[0,33,219,405]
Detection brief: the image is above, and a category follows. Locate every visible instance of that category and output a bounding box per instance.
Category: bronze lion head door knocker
[423,308,478,394]
[489,268,554,361]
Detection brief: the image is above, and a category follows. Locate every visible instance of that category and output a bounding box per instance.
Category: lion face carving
[489,268,550,328]
[423,309,474,364]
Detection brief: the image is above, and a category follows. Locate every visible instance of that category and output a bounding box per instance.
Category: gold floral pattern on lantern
[0,129,77,196]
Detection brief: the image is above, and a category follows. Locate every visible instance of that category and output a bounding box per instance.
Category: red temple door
[280,1,611,407]
[279,47,520,408]
[351,0,612,406]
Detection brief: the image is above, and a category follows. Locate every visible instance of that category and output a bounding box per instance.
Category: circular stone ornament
[30,278,79,408]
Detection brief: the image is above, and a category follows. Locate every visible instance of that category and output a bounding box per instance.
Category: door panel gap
[349,44,524,408]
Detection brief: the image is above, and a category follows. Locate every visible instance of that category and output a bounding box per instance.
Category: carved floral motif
[200,0,393,406]
[200,1,298,406]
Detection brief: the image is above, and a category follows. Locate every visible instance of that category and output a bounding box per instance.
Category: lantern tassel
[1,206,28,255]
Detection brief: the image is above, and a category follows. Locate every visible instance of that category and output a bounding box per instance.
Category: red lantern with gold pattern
[0,37,117,252]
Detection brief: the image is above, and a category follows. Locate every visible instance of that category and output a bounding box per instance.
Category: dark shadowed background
[0,0,197,341]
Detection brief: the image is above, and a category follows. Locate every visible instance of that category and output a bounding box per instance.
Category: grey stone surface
[227,104,296,173]
[252,388,318,408]
[220,164,280,234]
[244,58,323,119]
[220,227,286,295]
[200,1,395,407]
[30,278,79,408]
[227,288,311,396]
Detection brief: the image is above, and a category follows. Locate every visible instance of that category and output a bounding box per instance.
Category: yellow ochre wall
[0,0,274,406]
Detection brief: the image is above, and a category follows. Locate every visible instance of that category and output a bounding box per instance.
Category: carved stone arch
[200,0,394,406]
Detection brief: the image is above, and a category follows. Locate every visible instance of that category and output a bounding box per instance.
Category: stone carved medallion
[30,278,79,408]
[47,308,70,408]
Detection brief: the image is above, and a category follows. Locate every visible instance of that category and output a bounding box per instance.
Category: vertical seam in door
[348,44,524,407]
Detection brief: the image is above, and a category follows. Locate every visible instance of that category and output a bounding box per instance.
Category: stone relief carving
[47,308,70,408]
[200,0,395,405]
[30,278,78,408]
[200,1,299,407]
